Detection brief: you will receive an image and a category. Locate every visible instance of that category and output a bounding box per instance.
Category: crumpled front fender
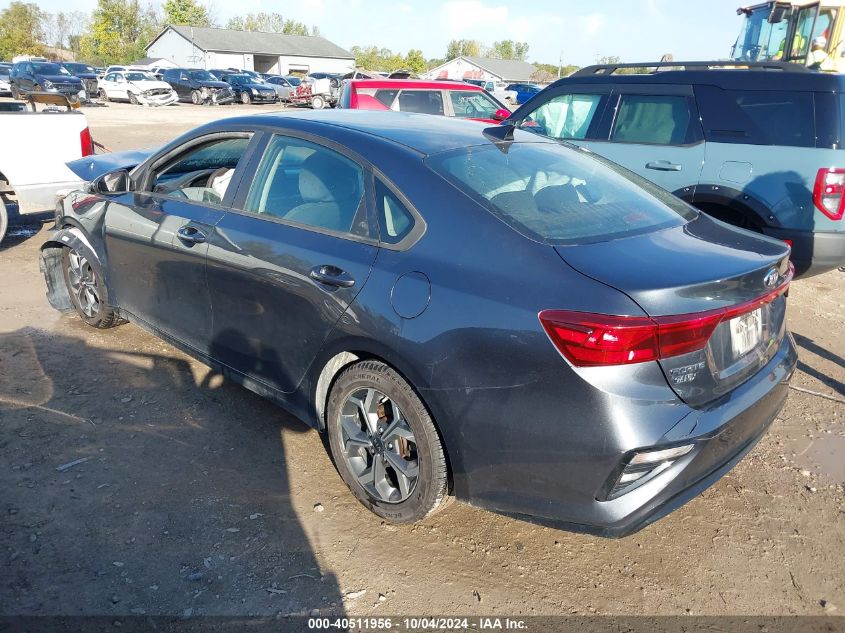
[39,226,106,313]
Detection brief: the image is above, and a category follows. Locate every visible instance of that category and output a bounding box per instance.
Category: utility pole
[558,51,562,78]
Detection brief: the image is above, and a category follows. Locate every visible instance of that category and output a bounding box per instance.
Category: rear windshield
[426,141,696,245]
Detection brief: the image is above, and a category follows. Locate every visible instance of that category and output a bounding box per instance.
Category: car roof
[205,110,550,156]
[551,68,845,91]
[349,79,482,92]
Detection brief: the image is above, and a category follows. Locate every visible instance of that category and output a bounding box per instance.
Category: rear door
[205,133,378,394]
[580,85,705,195]
[102,132,257,354]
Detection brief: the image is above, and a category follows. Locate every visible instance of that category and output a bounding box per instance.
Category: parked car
[42,111,796,536]
[160,68,234,105]
[337,79,510,123]
[98,70,178,106]
[61,62,100,100]
[222,73,278,104]
[506,60,845,277]
[263,75,296,101]
[463,78,517,104]
[0,100,93,243]
[9,61,85,101]
[506,82,542,104]
[0,63,12,96]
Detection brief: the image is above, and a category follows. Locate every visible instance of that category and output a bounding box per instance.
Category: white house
[145,26,355,75]
[423,56,537,83]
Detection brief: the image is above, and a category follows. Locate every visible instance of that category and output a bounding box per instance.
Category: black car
[43,111,796,536]
[9,61,84,100]
[160,68,234,105]
[61,62,99,99]
[222,73,277,104]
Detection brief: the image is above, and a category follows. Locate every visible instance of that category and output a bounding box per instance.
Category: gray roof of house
[151,26,354,59]
[463,56,537,81]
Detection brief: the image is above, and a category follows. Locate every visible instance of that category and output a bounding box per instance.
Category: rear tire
[240,91,251,105]
[326,360,451,523]
[61,247,124,328]
[0,199,8,245]
[311,95,325,110]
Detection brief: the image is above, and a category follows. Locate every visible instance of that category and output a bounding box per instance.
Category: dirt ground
[1,101,844,622]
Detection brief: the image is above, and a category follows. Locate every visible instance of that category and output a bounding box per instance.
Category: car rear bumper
[762,227,845,277]
[456,332,797,537]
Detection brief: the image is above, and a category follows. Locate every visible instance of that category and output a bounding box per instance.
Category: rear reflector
[813,167,845,221]
[80,127,93,157]
[539,265,792,367]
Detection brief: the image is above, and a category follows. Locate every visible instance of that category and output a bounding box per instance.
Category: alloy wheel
[66,251,101,318]
[339,387,419,503]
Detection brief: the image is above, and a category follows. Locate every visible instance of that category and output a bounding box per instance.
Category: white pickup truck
[0,102,92,243]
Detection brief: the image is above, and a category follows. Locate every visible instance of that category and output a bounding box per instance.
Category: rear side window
[517,93,605,140]
[396,90,444,115]
[375,180,414,244]
[244,135,369,237]
[426,142,696,245]
[374,89,398,107]
[695,85,816,147]
[611,94,696,145]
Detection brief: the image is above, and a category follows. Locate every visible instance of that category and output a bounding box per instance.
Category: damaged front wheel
[61,247,124,329]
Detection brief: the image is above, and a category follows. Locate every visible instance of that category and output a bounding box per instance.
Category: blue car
[41,111,797,536]
[506,82,542,104]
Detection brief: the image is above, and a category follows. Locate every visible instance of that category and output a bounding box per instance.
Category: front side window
[448,90,500,119]
[611,94,694,145]
[518,93,604,140]
[148,136,251,204]
[244,135,368,237]
[426,142,696,245]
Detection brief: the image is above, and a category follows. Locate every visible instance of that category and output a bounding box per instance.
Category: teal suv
[507,61,845,277]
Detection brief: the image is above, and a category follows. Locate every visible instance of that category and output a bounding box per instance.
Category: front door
[103,133,256,355]
[206,133,378,394]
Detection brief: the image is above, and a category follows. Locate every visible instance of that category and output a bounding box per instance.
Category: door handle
[646,160,682,172]
[176,225,207,244]
[310,265,355,288]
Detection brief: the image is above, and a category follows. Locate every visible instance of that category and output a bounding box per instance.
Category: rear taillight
[80,126,93,157]
[539,266,792,368]
[813,167,845,220]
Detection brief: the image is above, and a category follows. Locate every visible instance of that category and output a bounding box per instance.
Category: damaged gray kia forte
[40,111,797,536]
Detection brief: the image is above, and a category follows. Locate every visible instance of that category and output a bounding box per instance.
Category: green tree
[80,0,158,66]
[404,49,426,74]
[226,12,311,34]
[0,2,45,60]
[490,40,529,61]
[445,39,483,60]
[163,0,211,26]
[533,61,579,81]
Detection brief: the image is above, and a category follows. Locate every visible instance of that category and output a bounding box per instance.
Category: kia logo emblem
[764,268,779,288]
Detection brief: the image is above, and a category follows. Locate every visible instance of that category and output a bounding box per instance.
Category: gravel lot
[1,100,844,621]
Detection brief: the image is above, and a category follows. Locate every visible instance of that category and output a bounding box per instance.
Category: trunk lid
[555,214,792,406]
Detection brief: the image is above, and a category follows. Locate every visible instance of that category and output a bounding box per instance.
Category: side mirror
[493,108,510,121]
[90,169,130,194]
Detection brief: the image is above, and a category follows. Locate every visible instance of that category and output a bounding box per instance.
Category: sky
[13,0,747,67]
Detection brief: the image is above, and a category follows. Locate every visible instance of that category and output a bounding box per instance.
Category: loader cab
[732,1,844,71]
